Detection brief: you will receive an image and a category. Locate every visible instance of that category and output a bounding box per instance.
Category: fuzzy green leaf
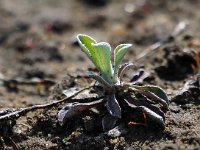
[77,34,113,83]
[114,44,132,79]
[91,42,113,83]
[77,34,97,62]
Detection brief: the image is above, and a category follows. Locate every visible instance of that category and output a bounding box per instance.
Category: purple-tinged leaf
[139,106,164,128]
[137,90,168,109]
[125,95,165,120]
[118,63,135,82]
[58,99,105,126]
[105,94,121,118]
[130,85,169,108]
[125,99,165,128]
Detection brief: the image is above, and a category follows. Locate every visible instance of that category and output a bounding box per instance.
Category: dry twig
[0,85,94,122]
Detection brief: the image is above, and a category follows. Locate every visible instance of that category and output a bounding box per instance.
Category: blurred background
[0,0,200,80]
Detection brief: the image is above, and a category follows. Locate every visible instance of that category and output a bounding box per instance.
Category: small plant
[58,34,169,131]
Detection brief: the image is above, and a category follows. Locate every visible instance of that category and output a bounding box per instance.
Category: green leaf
[77,34,113,84]
[130,85,169,108]
[77,34,97,62]
[91,42,113,83]
[114,44,132,79]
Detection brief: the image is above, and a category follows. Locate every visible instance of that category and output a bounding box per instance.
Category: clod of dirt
[183,34,194,41]
[0,22,30,45]
[172,75,200,105]
[20,42,63,64]
[85,14,107,29]
[81,0,109,7]
[15,21,30,32]
[42,20,73,34]
[20,69,47,79]
[14,37,33,52]
[0,30,10,44]
[155,46,195,81]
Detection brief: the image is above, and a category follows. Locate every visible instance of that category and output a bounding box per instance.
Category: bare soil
[0,0,199,149]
